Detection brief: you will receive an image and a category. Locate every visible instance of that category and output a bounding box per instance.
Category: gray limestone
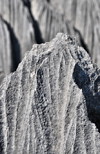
[0,33,100,153]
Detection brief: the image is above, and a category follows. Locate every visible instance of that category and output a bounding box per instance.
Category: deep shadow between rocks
[73,63,100,133]
[22,0,44,44]
[3,19,21,72]
[46,0,50,2]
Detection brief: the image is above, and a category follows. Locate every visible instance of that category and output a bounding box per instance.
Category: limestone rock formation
[0,33,100,153]
[0,17,12,84]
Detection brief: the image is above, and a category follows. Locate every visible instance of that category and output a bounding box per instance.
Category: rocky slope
[0,33,100,153]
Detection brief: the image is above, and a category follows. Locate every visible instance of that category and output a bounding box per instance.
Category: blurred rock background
[0,0,100,83]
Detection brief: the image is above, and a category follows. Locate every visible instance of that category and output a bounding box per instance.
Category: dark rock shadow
[46,0,50,2]
[34,68,51,152]
[22,0,44,44]
[3,19,21,72]
[73,63,100,133]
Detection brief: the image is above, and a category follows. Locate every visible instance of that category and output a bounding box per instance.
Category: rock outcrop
[0,33,100,153]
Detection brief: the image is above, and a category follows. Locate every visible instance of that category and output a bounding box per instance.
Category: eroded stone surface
[0,33,100,153]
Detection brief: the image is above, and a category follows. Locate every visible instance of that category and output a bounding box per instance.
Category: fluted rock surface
[0,33,100,153]
[0,17,12,84]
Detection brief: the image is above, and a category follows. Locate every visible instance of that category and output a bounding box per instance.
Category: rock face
[0,17,12,84]
[0,33,100,153]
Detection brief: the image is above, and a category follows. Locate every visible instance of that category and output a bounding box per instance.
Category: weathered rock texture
[0,17,12,84]
[0,33,100,154]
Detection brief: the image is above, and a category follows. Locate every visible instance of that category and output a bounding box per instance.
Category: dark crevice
[74,27,90,56]
[3,19,21,72]
[22,0,44,44]
[73,63,100,133]
[34,68,51,152]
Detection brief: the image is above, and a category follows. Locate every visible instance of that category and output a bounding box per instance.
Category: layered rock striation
[0,33,100,153]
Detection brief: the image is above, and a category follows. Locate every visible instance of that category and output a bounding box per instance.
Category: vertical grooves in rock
[0,74,12,153]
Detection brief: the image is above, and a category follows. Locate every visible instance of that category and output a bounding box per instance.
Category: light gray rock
[0,17,12,84]
[0,33,100,154]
